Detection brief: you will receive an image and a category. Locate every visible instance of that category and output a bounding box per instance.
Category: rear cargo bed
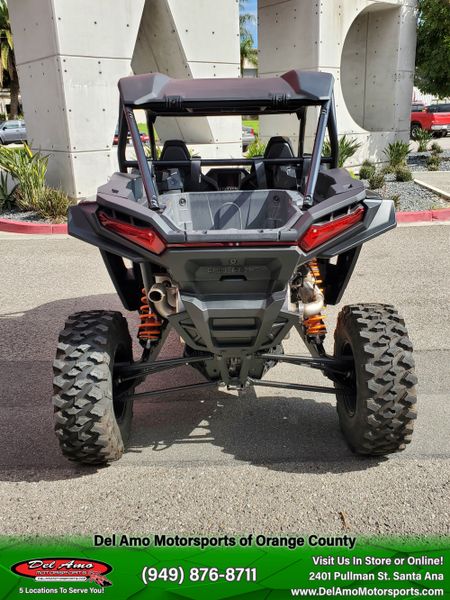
[160,189,304,241]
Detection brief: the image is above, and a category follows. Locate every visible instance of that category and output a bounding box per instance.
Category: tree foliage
[0,0,20,118]
[239,0,255,38]
[240,37,258,74]
[415,0,450,98]
[239,0,258,75]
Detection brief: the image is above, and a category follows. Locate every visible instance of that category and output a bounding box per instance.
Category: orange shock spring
[303,259,327,337]
[138,288,162,341]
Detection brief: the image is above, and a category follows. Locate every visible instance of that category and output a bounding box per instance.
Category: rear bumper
[431,124,450,131]
[68,192,395,327]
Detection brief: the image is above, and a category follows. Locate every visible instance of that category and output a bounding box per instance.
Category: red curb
[395,207,450,223]
[0,218,68,234]
[50,223,69,233]
[431,207,450,221]
[396,210,432,223]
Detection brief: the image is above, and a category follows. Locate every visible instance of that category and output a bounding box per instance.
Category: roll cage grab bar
[117,94,339,212]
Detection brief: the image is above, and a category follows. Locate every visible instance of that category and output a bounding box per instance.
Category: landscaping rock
[408,150,450,172]
[361,172,448,212]
[0,209,47,223]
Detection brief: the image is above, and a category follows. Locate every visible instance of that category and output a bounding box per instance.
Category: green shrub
[323,135,362,168]
[0,144,48,211]
[0,144,74,222]
[144,145,162,159]
[35,187,74,223]
[0,171,17,211]
[368,170,385,190]
[395,166,413,182]
[383,140,411,169]
[430,142,443,154]
[426,154,441,171]
[391,194,401,210]
[362,159,374,168]
[359,159,376,180]
[245,139,267,158]
[415,128,432,152]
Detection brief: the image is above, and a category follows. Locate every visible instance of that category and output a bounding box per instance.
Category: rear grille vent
[210,317,260,348]
[179,318,206,348]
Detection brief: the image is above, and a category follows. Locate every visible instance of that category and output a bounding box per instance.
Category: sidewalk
[413,171,450,201]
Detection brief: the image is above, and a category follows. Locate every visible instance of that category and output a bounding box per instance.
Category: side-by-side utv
[53,70,417,464]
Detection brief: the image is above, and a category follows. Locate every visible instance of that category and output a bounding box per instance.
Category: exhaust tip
[149,289,163,302]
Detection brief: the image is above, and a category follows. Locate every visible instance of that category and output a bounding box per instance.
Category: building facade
[8,0,417,198]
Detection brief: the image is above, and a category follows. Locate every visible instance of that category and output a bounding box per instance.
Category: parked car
[428,103,450,112]
[411,102,425,113]
[114,124,251,149]
[242,125,256,150]
[411,104,450,139]
[113,127,149,145]
[0,120,27,144]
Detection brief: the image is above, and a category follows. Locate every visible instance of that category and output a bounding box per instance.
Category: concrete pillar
[9,0,241,197]
[259,0,417,165]
[8,0,145,199]
[131,0,242,158]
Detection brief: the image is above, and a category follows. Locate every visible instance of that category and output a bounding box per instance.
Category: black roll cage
[117,76,339,212]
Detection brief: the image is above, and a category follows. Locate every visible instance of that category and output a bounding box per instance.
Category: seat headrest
[264,136,294,159]
[160,139,191,161]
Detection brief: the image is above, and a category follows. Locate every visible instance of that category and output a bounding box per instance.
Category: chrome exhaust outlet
[302,282,324,318]
[289,280,324,319]
[148,280,177,319]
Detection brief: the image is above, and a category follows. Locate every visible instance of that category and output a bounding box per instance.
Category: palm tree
[240,37,258,75]
[239,0,258,75]
[0,0,20,118]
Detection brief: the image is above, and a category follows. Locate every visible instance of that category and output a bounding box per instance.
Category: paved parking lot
[0,224,449,536]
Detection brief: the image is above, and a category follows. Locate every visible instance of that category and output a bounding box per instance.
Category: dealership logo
[11,558,112,587]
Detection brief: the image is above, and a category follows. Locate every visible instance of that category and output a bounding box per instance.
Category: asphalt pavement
[0,224,449,536]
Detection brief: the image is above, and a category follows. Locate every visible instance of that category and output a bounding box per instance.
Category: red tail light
[98,211,166,255]
[298,206,365,252]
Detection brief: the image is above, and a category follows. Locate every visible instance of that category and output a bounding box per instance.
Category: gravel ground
[383,176,447,212]
[358,150,450,212]
[408,149,450,172]
[359,176,445,212]
[0,208,48,222]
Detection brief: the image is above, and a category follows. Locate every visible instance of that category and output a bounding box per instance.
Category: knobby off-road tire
[334,304,417,456]
[53,310,134,465]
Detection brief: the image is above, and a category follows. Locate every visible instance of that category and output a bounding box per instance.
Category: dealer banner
[0,535,448,598]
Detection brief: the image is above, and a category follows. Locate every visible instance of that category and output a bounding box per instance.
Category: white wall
[131,0,241,159]
[259,0,417,165]
[8,0,241,198]
[8,0,145,198]
[8,0,418,198]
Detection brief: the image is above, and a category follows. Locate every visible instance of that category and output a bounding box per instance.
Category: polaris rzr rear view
[53,70,417,464]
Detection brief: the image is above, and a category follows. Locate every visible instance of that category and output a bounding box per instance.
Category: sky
[241,0,258,47]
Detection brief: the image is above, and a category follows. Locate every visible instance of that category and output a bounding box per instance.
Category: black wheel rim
[340,342,357,416]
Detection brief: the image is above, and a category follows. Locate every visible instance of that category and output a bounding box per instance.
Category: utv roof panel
[118,70,334,115]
